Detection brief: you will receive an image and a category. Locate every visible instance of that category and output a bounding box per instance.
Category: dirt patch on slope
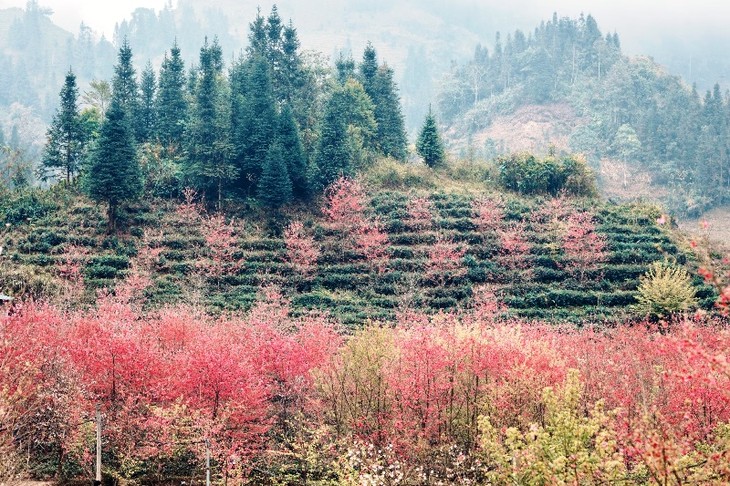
[597,158,669,202]
[679,206,730,252]
[469,103,583,154]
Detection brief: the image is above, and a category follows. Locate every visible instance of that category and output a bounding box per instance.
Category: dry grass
[679,205,730,252]
[450,103,582,155]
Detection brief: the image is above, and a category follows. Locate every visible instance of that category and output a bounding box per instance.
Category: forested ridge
[30,5,408,219]
[438,13,730,214]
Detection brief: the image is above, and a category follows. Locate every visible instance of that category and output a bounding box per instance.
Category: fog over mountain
[1,0,728,89]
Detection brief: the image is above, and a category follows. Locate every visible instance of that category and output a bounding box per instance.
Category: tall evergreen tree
[231,55,276,195]
[85,98,141,232]
[336,54,356,85]
[359,42,378,101]
[372,65,408,160]
[266,6,283,63]
[111,39,139,118]
[137,62,156,143]
[258,141,292,209]
[247,8,268,59]
[416,108,446,168]
[280,21,304,102]
[41,69,84,182]
[312,88,353,189]
[185,38,235,208]
[156,42,187,149]
[278,103,307,198]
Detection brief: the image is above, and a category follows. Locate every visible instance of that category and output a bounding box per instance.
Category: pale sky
[1,0,729,54]
[0,0,172,37]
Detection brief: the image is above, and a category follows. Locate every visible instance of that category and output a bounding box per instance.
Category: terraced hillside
[0,186,717,325]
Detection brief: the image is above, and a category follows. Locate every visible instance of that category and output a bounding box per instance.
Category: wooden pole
[95,404,102,485]
[206,439,211,486]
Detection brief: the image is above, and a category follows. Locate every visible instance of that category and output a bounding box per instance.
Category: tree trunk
[107,202,117,234]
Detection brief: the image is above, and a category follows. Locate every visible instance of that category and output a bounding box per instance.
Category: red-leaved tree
[406,196,434,231]
[322,177,366,231]
[356,219,390,274]
[561,211,607,282]
[426,236,467,286]
[284,221,320,279]
[198,213,241,285]
[497,222,531,278]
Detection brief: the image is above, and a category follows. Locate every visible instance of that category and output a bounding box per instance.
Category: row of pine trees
[41,7,415,228]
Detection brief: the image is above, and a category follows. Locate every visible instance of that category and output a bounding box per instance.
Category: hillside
[0,179,717,326]
[438,17,730,217]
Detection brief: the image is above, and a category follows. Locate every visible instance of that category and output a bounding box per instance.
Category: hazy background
[2,0,728,90]
[0,0,727,78]
[2,0,729,131]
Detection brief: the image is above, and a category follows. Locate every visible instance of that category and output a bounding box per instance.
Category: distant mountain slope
[436,15,730,215]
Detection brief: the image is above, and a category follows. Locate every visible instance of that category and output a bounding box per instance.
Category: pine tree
[85,98,141,232]
[185,38,235,209]
[373,65,408,160]
[266,5,283,63]
[312,88,353,189]
[156,42,187,149]
[258,141,292,209]
[335,53,355,85]
[112,39,139,120]
[280,21,304,102]
[359,42,378,101]
[41,69,84,182]
[416,108,446,168]
[247,8,268,59]
[278,103,307,198]
[137,62,156,143]
[231,55,276,194]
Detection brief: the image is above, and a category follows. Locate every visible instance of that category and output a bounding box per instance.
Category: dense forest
[9,5,408,221]
[438,13,730,214]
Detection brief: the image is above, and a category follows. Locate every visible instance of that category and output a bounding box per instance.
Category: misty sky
[0,0,727,58]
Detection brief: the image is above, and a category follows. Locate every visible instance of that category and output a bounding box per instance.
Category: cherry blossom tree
[198,213,241,285]
[284,221,320,279]
[406,196,434,231]
[562,211,607,282]
[426,236,467,286]
[355,219,390,273]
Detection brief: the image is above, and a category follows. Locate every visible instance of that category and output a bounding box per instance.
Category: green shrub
[435,217,476,231]
[498,152,597,196]
[363,158,437,190]
[85,264,123,280]
[88,255,130,270]
[0,189,57,225]
[635,262,698,318]
[428,297,459,309]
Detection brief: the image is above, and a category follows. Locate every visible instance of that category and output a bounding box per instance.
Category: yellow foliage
[636,261,698,318]
[479,370,627,485]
